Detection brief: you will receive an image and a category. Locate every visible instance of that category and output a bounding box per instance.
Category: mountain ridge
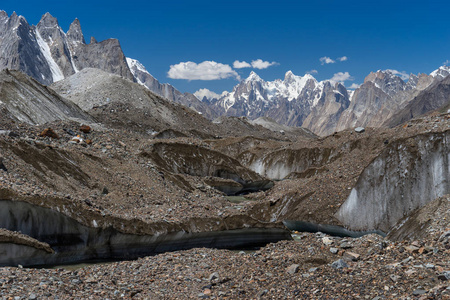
[199,67,449,136]
[0,11,133,85]
[1,10,449,137]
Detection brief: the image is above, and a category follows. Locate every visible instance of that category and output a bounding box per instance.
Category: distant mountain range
[1,10,449,136]
[196,67,449,136]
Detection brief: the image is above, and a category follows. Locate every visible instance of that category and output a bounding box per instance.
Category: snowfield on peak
[126,57,149,75]
[215,70,327,114]
[126,57,150,86]
[431,66,450,78]
[35,30,64,82]
[265,72,319,102]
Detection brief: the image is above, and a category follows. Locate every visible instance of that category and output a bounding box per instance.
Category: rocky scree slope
[0,117,283,231]
[0,69,93,125]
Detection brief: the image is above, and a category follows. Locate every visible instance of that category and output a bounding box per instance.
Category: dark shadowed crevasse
[0,200,291,267]
[283,220,386,238]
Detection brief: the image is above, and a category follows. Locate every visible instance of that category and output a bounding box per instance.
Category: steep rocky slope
[335,70,434,131]
[385,74,450,127]
[126,58,217,119]
[0,11,133,85]
[0,69,92,125]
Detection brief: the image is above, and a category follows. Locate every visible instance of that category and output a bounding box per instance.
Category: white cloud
[443,60,450,66]
[348,83,361,89]
[320,56,348,64]
[194,88,222,100]
[320,56,335,65]
[251,59,278,69]
[330,72,353,83]
[168,61,239,80]
[306,69,318,74]
[385,69,409,81]
[233,60,252,69]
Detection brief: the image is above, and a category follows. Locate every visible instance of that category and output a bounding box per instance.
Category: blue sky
[3,0,450,95]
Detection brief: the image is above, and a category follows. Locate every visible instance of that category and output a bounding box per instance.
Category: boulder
[39,128,59,139]
[355,127,365,133]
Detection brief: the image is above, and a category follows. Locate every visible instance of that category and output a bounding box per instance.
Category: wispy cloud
[306,69,318,74]
[233,59,279,70]
[348,83,361,89]
[320,56,335,65]
[385,69,409,81]
[251,59,279,69]
[233,60,251,69]
[168,61,239,80]
[320,56,348,65]
[443,60,450,66]
[330,72,353,83]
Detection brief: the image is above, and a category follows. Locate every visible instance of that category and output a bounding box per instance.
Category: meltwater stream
[0,200,292,267]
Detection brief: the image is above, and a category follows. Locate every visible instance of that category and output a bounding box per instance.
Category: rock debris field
[0,102,449,298]
[1,201,450,300]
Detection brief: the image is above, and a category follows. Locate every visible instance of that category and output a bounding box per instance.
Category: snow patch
[126,57,155,87]
[126,57,149,74]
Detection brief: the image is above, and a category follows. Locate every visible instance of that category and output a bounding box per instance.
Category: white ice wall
[336,132,449,232]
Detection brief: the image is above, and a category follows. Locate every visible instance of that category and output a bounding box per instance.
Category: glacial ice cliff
[336,131,449,232]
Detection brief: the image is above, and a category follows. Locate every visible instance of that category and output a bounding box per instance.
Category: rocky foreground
[1,196,450,299]
[0,67,449,298]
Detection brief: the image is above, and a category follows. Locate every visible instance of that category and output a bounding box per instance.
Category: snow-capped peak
[267,71,319,101]
[231,70,321,103]
[284,70,294,79]
[246,71,263,82]
[430,66,450,78]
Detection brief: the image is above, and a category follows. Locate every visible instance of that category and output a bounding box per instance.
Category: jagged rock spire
[38,12,59,28]
[67,18,85,44]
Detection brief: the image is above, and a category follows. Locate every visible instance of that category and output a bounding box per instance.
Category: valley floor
[0,194,449,299]
[0,105,449,299]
